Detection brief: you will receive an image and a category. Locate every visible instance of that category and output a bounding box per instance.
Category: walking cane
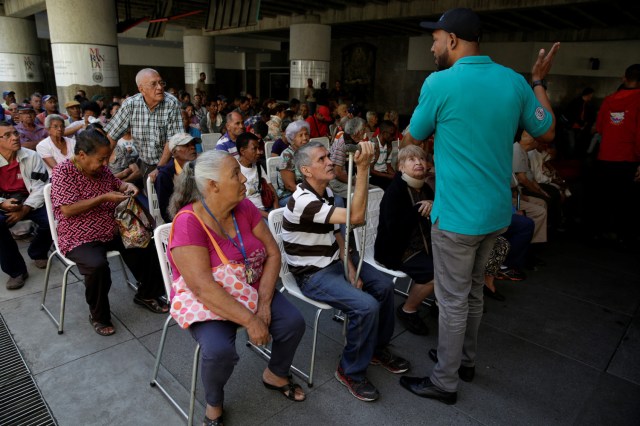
[343,139,368,286]
[331,139,369,326]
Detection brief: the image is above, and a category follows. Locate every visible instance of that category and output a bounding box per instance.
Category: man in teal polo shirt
[399,8,559,404]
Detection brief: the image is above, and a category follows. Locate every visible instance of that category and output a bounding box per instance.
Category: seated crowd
[0,68,587,425]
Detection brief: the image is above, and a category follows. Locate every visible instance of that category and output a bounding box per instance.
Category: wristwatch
[532,79,547,90]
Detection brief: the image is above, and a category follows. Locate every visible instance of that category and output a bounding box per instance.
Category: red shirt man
[305,105,332,138]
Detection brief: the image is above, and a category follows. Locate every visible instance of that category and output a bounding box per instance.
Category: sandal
[203,415,223,426]
[133,295,169,314]
[89,315,115,336]
[263,378,306,402]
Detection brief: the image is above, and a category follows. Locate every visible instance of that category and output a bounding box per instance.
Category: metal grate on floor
[0,313,57,426]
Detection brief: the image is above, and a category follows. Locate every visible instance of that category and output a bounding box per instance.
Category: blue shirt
[410,56,552,235]
[215,133,238,157]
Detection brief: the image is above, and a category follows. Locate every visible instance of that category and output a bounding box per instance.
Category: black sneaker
[396,304,429,335]
[370,346,411,374]
[335,367,380,402]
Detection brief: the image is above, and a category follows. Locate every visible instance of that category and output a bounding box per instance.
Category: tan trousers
[515,197,547,243]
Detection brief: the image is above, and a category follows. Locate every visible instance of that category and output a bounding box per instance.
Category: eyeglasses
[0,130,20,139]
[143,80,167,89]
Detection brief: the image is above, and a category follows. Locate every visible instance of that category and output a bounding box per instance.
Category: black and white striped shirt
[282,181,340,276]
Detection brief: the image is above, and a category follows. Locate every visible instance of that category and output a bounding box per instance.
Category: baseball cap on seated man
[168,133,195,151]
[65,100,80,109]
[42,95,57,103]
[3,90,15,97]
[420,8,482,42]
[17,103,35,112]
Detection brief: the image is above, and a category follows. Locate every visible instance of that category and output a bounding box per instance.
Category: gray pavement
[1,235,639,426]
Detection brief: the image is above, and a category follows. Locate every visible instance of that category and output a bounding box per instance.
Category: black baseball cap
[420,8,482,42]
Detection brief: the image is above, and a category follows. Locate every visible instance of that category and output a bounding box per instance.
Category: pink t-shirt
[51,160,123,255]
[168,199,267,288]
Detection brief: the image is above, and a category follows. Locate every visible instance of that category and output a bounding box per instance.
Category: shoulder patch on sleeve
[535,107,545,121]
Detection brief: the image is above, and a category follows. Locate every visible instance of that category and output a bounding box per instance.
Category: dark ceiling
[115,0,640,41]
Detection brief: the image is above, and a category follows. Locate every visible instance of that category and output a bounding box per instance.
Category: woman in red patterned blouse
[50,128,168,336]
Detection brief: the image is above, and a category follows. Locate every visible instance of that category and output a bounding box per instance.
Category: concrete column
[0,16,43,103]
[289,22,331,101]
[183,29,215,98]
[46,0,120,106]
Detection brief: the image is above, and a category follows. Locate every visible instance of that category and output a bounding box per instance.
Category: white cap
[168,133,195,151]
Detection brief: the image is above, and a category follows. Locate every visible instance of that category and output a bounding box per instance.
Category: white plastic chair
[309,137,330,150]
[390,139,400,170]
[264,141,275,158]
[268,208,336,387]
[150,224,201,426]
[150,223,287,424]
[353,187,416,299]
[40,183,137,334]
[201,133,222,151]
[147,176,164,226]
[265,156,280,189]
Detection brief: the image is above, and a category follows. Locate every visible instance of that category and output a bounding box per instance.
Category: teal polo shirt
[410,56,552,235]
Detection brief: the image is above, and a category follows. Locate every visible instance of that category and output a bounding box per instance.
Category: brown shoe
[33,259,48,269]
[6,272,28,290]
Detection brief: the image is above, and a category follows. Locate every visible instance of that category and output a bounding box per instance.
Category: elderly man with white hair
[105,68,182,183]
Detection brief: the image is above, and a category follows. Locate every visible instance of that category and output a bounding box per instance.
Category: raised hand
[532,42,561,81]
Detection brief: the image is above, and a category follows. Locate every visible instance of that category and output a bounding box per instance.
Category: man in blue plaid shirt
[105,68,182,181]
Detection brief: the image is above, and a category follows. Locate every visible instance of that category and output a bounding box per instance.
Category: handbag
[257,165,275,208]
[168,209,259,329]
[114,196,155,248]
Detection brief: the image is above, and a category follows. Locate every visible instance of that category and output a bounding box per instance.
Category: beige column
[289,21,331,101]
[0,16,43,102]
[183,29,215,99]
[46,0,120,106]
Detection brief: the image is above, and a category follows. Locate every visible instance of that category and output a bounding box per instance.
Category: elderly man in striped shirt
[281,140,410,403]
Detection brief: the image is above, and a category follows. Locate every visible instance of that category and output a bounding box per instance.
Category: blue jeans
[0,206,52,278]
[189,291,305,407]
[503,213,534,270]
[298,259,395,380]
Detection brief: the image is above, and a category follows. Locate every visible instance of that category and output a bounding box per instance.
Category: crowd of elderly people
[2,51,620,424]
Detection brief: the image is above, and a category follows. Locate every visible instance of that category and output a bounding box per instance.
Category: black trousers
[66,236,165,324]
[594,160,640,240]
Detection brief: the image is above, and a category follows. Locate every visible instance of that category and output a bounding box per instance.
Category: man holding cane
[282,140,410,402]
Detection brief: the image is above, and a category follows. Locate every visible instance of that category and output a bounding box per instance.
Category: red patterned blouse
[50,160,123,256]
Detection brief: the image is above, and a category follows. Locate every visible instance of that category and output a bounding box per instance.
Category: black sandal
[89,315,115,336]
[263,378,306,402]
[133,295,169,314]
[203,415,223,426]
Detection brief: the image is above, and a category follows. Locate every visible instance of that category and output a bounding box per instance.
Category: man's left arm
[159,101,184,167]
[528,42,561,142]
[23,153,48,210]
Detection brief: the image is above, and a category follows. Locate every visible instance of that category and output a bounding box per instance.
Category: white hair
[285,120,310,143]
[135,68,159,87]
[44,114,65,129]
[344,117,365,135]
[168,150,231,219]
[194,150,228,193]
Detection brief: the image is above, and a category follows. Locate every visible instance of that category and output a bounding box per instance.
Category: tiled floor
[1,234,638,425]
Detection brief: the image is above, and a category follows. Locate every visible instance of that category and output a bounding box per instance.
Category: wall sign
[51,44,119,87]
